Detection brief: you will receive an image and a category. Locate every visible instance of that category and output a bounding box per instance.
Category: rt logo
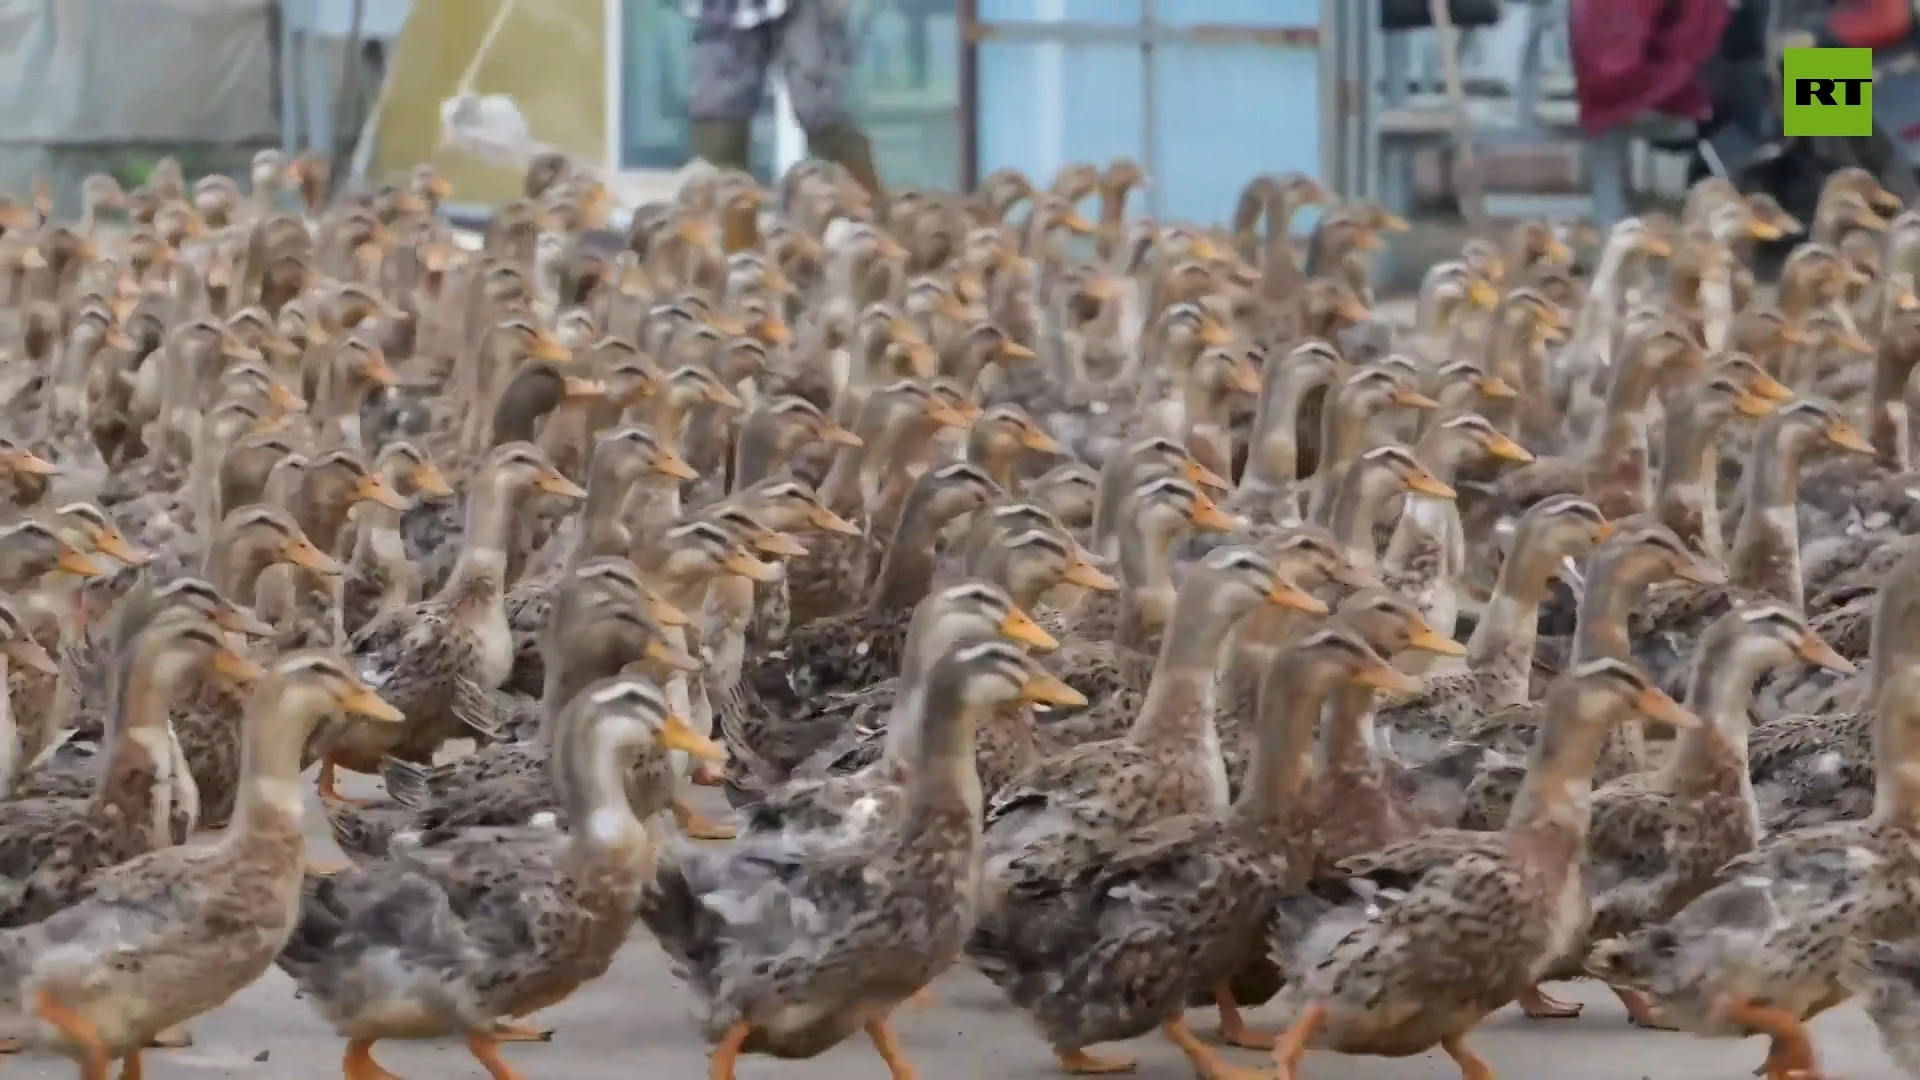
[1784,47,1873,136]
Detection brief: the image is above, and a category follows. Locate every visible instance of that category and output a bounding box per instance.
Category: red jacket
[1572,0,1731,134]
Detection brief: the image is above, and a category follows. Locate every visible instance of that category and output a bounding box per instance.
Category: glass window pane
[977,0,1143,26]
[849,0,960,189]
[1149,42,1321,223]
[977,41,1146,189]
[617,0,776,180]
[1154,0,1320,28]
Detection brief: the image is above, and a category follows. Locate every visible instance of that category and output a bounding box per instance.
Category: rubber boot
[689,118,754,175]
[805,123,888,217]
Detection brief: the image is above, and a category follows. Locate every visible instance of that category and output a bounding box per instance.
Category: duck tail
[323,802,396,861]
[962,907,1055,1004]
[0,926,33,1015]
[274,874,350,979]
[634,852,706,970]
[380,756,433,809]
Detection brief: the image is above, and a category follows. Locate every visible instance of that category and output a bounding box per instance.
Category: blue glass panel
[1153,0,1321,28]
[851,0,962,189]
[1149,42,1322,224]
[977,0,1144,25]
[976,42,1147,189]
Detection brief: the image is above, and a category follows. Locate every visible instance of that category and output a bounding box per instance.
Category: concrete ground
[1,777,1899,1080]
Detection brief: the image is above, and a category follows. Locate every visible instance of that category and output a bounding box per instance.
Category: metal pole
[958,0,979,189]
[327,0,366,192]
[1141,0,1157,218]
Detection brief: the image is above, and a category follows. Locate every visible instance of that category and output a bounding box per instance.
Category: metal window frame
[954,2,1324,204]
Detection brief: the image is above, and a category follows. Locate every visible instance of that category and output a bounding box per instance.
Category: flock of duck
[0,149,1914,1080]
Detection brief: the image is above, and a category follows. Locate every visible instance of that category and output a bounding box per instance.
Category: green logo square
[1784,48,1874,136]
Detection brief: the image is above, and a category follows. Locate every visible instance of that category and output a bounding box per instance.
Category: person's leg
[688,20,775,173]
[776,0,886,203]
[1587,125,1632,229]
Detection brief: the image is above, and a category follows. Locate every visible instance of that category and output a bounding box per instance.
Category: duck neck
[968,438,1022,493]
[349,500,410,595]
[441,477,516,601]
[92,641,180,848]
[1659,650,1763,799]
[1129,588,1240,747]
[649,393,697,450]
[1582,359,1663,518]
[1311,397,1375,504]
[1388,432,1469,566]
[1327,469,1392,572]
[1568,238,1633,358]
[1316,682,1387,782]
[1241,359,1338,498]
[0,654,12,795]
[1872,335,1920,470]
[1728,425,1810,609]
[732,419,800,492]
[228,691,315,843]
[204,539,275,606]
[1874,689,1920,824]
[1480,314,1534,429]
[1234,653,1341,827]
[1571,556,1655,770]
[1466,556,1555,707]
[870,490,962,611]
[1502,706,1610,877]
[1116,516,1181,630]
[1090,457,1142,559]
[904,691,987,830]
[1571,553,1643,667]
[554,712,655,858]
[1654,406,1730,559]
[565,463,641,574]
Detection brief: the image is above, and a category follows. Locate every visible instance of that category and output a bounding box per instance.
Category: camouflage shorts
[688,0,855,131]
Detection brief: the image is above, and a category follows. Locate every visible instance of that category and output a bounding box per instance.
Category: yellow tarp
[372,0,606,206]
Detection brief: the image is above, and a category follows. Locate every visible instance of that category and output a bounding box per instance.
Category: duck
[1302,365,1439,524]
[1381,412,1535,648]
[1585,560,1920,1080]
[1089,433,1229,562]
[1049,525,1355,751]
[279,673,721,1080]
[0,651,399,1080]
[1647,367,1783,560]
[329,556,700,862]
[982,546,1322,863]
[0,594,57,798]
[1446,523,1724,842]
[0,609,262,924]
[1633,399,1874,691]
[317,443,585,804]
[338,441,454,639]
[1231,339,1348,525]
[785,379,973,624]
[1373,495,1611,769]
[1577,605,1855,1030]
[967,626,1413,1076]
[724,461,1002,789]
[737,581,1064,838]
[1059,472,1240,689]
[10,575,274,811]
[638,638,1082,1080]
[502,424,699,696]
[1270,658,1697,1080]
